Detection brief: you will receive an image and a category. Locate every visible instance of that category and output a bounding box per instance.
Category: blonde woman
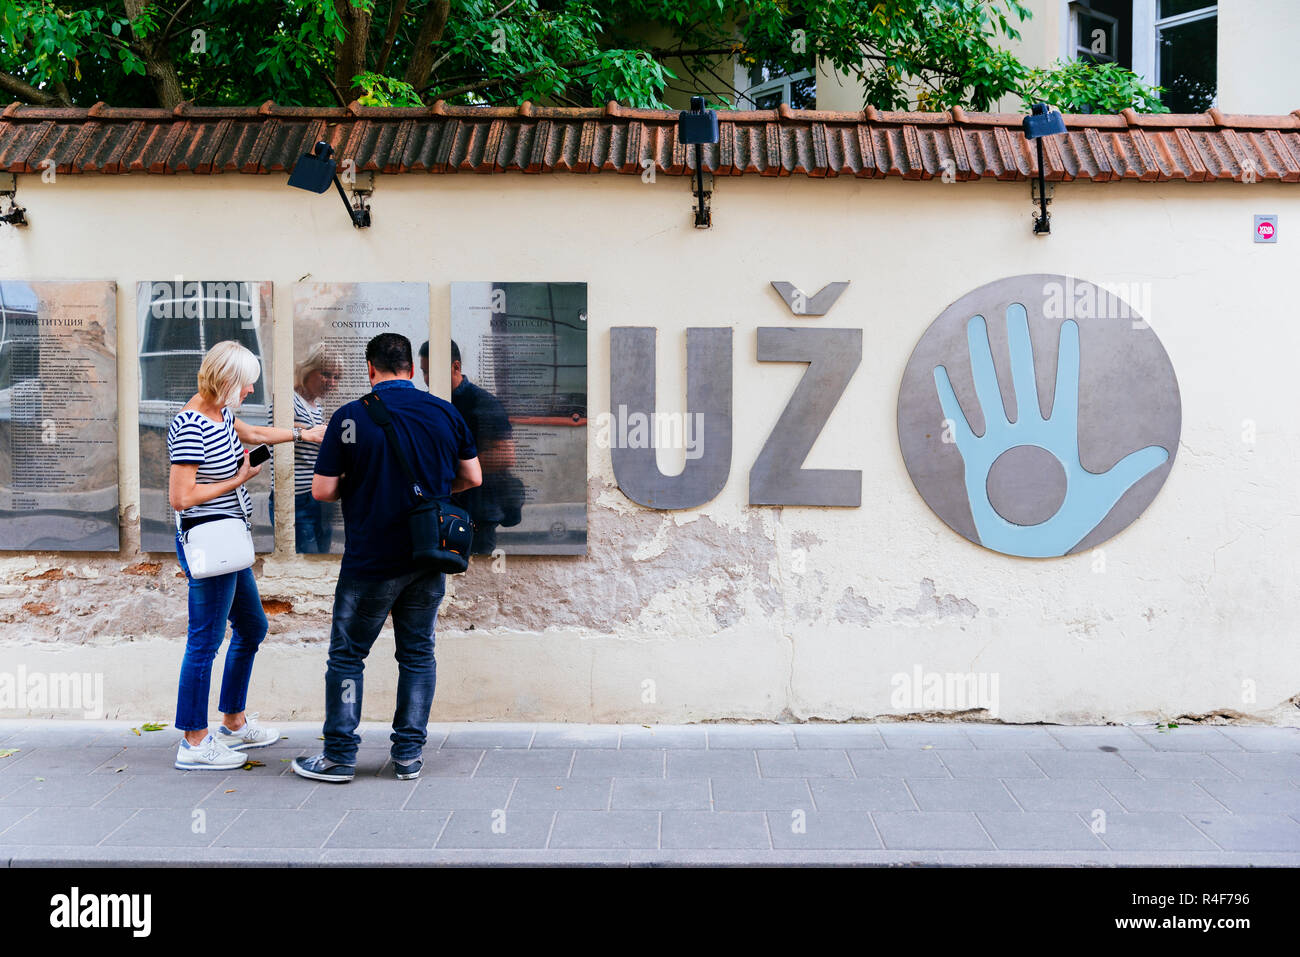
[168,340,325,770]
[292,343,341,552]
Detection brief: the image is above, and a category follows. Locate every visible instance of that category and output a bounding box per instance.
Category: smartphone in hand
[248,444,271,467]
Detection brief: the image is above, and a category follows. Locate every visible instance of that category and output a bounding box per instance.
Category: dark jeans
[295,490,333,554]
[470,521,498,555]
[173,532,268,732]
[322,567,446,765]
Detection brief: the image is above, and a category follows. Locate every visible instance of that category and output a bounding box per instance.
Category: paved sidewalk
[0,720,1297,866]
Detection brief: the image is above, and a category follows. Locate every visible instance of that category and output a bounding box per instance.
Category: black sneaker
[393,758,422,780]
[292,753,354,783]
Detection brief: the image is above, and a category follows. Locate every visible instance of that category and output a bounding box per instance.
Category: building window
[743,62,815,110]
[1066,1,1215,112]
[1071,1,1132,68]
[1155,2,1216,112]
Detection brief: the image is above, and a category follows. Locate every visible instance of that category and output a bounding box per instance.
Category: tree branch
[403,0,452,89]
[375,0,409,75]
[0,70,68,106]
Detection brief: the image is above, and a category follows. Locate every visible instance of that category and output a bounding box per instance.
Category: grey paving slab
[299,778,419,811]
[89,730,181,750]
[1096,813,1220,851]
[611,778,711,811]
[570,749,664,779]
[0,774,126,807]
[6,746,127,773]
[475,749,574,778]
[198,776,317,809]
[877,724,975,750]
[661,811,770,849]
[508,778,611,811]
[0,805,34,835]
[1216,726,1300,752]
[936,750,1047,778]
[807,778,917,811]
[711,778,814,811]
[0,806,136,845]
[666,750,758,779]
[1028,751,1142,779]
[436,809,554,848]
[417,749,484,777]
[529,726,622,749]
[846,750,950,777]
[442,727,534,749]
[212,809,345,848]
[1003,779,1124,814]
[1198,780,1300,814]
[872,812,994,850]
[1185,813,1300,852]
[404,778,513,810]
[1102,780,1226,813]
[1046,726,1153,751]
[705,726,797,749]
[324,810,450,849]
[976,812,1107,851]
[1131,727,1245,752]
[768,811,881,849]
[792,725,885,750]
[101,808,243,847]
[618,725,709,749]
[94,774,226,809]
[1120,752,1240,780]
[907,778,1020,812]
[550,811,659,849]
[757,749,854,778]
[964,726,1063,750]
[1209,751,1300,780]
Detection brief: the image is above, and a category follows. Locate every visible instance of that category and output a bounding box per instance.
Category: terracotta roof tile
[0,100,1297,184]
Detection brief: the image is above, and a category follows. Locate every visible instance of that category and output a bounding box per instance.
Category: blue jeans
[322,568,446,764]
[174,532,269,732]
[295,490,333,553]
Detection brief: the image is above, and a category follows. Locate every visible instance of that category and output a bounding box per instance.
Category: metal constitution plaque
[137,280,274,552]
[450,282,587,556]
[0,281,119,551]
[291,282,431,554]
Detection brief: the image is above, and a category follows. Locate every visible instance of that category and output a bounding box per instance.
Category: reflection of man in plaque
[292,343,341,553]
[420,340,518,554]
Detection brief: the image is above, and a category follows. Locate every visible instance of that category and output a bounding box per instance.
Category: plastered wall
[0,167,1297,726]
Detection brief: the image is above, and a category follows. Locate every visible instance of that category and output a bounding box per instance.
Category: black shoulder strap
[360,391,426,500]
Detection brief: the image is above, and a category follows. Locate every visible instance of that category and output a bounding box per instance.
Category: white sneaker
[217,712,281,751]
[175,733,246,771]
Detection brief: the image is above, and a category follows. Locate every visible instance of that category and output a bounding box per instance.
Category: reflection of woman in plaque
[292,344,341,553]
[167,341,325,771]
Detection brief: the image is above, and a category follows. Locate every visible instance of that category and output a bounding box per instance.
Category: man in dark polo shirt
[293,333,480,784]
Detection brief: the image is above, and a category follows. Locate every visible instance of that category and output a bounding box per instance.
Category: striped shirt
[292,391,324,496]
[167,407,250,526]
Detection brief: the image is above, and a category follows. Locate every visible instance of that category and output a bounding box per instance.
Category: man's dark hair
[450,340,461,365]
[418,340,429,359]
[366,333,413,375]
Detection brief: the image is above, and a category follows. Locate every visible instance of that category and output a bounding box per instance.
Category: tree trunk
[124,0,184,108]
[403,0,452,90]
[333,0,373,101]
[376,0,409,74]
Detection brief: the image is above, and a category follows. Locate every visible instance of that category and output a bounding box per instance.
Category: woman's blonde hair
[197,340,261,409]
[294,342,340,393]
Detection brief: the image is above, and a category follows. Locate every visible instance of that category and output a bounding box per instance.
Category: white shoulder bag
[180,501,255,580]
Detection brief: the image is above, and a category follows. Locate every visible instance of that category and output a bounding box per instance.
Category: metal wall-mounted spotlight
[287,141,371,228]
[1022,102,1067,235]
[0,173,26,227]
[678,95,719,228]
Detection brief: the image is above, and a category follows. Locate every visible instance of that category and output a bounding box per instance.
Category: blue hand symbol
[933,305,1169,558]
